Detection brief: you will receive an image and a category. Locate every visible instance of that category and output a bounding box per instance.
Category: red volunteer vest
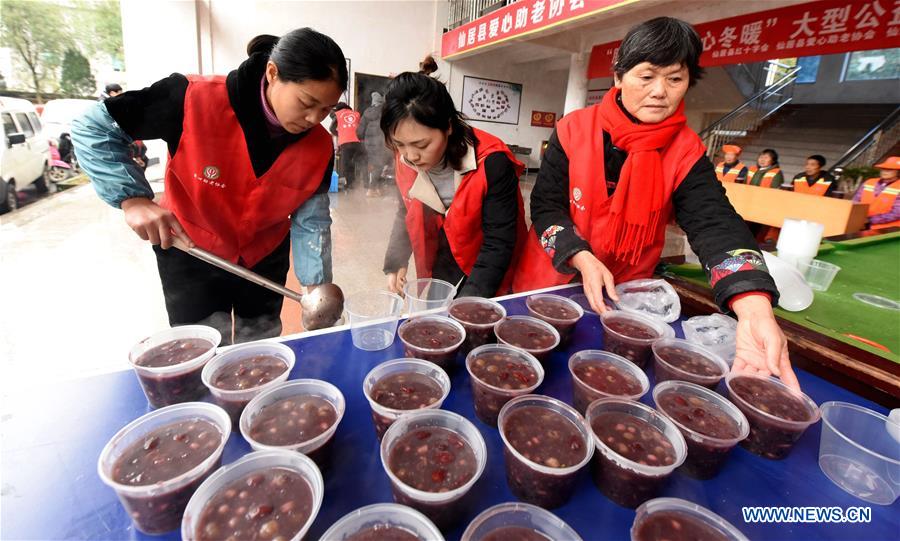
[163,75,332,267]
[512,104,705,292]
[793,175,832,196]
[859,177,900,230]
[395,128,526,295]
[334,109,361,145]
[716,161,746,183]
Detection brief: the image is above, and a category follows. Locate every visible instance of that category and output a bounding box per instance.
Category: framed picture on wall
[461,76,522,125]
[354,72,393,114]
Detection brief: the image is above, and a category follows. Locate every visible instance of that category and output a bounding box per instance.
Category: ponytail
[246,34,279,57]
[418,55,438,76]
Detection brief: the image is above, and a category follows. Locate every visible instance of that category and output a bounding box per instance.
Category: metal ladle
[173,239,344,330]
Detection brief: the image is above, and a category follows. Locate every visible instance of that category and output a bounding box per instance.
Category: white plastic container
[319,503,444,540]
[97,402,231,534]
[201,341,295,425]
[181,450,323,541]
[128,325,221,408]
[777,218,824,270]
[461,502,582,541]
[818,401,900,505]
[403,278,458,315]
[380,409,487,530]
[363,358,452,440]
[345,290,404,351]
[240,379,345,467]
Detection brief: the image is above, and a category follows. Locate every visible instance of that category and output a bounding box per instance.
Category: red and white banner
[588,0,900,79]
[442,0,635,59]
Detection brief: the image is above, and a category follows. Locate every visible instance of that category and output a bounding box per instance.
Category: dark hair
[380,72,475,170]
[333,102,350,112]
[105,83,122,94]
[807,154,826,167]
[419,55,438,75]
[760,148,779,164]
[614,17,704,86]
[246,29,348,91]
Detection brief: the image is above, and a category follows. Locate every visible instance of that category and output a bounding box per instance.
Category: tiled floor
[0,174,536,390]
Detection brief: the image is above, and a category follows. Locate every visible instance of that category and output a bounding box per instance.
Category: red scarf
[598,87,688,265]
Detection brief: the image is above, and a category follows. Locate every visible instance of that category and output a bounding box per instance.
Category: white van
[40,98,95,143]
[1,97,51,213]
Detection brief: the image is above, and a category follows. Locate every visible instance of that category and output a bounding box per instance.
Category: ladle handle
[172,238,304,304]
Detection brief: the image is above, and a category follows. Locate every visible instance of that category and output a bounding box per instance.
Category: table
[2,285,898,541]
[662,231,900,407]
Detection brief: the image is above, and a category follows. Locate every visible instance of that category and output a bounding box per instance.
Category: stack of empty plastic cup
[776,218,824,270]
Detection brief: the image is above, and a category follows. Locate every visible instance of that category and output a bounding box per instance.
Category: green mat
[663,235,900,364]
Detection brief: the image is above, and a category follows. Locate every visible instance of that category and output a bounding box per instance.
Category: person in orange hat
[853,156,900,230]
[715,144,748,183]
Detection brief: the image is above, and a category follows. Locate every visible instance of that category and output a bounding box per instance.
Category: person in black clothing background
[517,17,799,390]
[380,70,526,298]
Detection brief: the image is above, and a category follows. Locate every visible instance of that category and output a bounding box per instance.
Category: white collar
[403,144,477,214]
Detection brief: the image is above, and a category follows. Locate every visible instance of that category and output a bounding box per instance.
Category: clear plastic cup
[800,259,842,291]
[466,344,545,426]
[498,394,593,509]
[404,278,458,315]
[653,380,749,479]
[495,316,561,365]
[725,373,820,460]
[97,402,231,534]
[240,379,346,468]
[652,338,729,390]
[631,497,749,541]
[319,503,444,540]
[363,358,452,440]
[585,398,687,508]
[448,296,507,355]
[600,311,674,370]
[345,290,404,351]
[525,293,584,343]
[201,341,295,426]
[568,350,650,415]
[818,401,900,505]
[380,409,487,530]
[397,315,466,373]
[461,502,583,541]
[181,450,323,541]
[682,314,737,367]
[128,325,222,408]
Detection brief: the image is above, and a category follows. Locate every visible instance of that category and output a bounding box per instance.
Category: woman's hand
[386,267,408,295]
[570,251,619,313]
[731,294,801,391]
[121,197,193,249]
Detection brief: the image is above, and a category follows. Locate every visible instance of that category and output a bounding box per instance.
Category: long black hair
[614,17,704,86]
[380,71,474,170]
[246,28,348,91]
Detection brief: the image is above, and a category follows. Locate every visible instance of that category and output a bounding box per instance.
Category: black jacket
[383,151,520,298]
[531,127,778,312]
[102,52,332,192]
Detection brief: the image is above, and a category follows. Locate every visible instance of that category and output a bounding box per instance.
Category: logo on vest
[573,188,583,202]
[203,166,220,180]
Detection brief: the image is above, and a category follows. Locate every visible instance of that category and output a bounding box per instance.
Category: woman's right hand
[386,267,408,295]
[570,250,618,314]
[121,197,193,249]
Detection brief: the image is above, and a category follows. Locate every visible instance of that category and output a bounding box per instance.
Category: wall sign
[461,76,522,125]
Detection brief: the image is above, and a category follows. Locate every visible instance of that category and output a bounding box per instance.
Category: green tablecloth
[664,233,900,364]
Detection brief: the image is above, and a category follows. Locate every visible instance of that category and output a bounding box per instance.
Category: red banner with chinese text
[442,0,635,59]
[588,0,900,79]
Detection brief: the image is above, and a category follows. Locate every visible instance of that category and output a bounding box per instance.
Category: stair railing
[830,105,900,192]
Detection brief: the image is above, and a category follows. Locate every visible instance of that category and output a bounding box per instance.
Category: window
[843,48,900,81]
[2,113,16,136]
[27,112,42,133]
[14,113,35,137]
[795,56,820,84]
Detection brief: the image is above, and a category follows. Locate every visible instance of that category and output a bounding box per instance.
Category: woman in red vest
[514,17,799,390]
[72,29,347,342]
[380,71,527,298]
[330,102,364,189]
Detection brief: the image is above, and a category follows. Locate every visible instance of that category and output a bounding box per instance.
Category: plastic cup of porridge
[363,358,452,440]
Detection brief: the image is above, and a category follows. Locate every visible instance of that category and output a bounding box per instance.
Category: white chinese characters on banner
[461,76,522,125]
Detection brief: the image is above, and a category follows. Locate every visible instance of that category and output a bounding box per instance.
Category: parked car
[40,98,95,144]
[1,97,51,213]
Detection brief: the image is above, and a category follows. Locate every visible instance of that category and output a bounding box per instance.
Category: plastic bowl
[363,358,452,440]
[461,502,582,541]
[495,316,561,365]
[600,311,674,369]
[568,350,649,415]
[818,401,900,505]
[631,497,749,541]
[525,293,584,342]
[201,341,295,425]
[466,344,544,427]
[181,450,323,541]
[448,296,506,355]
[651,338,729,390]
[97,402,231,534]
[319,503,444,540]
[398,315,467,373]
